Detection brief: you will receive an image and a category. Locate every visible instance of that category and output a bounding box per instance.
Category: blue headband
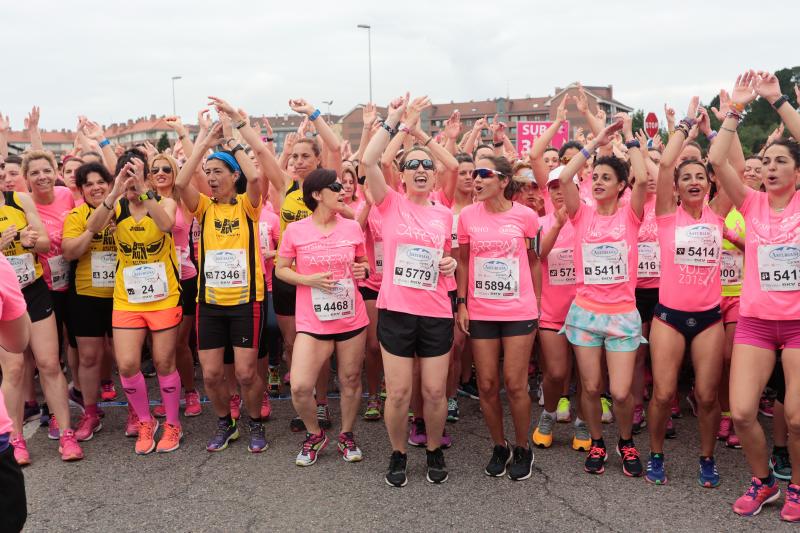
[207,152,241,174]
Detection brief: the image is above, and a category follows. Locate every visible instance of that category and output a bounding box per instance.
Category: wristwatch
[456,297,467,306]
[230,144,245,156]
[138,190,156,202]
[771,95,789,110]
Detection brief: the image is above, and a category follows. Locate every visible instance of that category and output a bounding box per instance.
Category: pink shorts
[734,315,800,350]
[721,296,740,324]
[539,320,565,331]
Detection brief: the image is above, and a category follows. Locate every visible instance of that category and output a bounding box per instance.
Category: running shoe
[135,419,159,455]
[39,403,50,427]
[458,376,480,400]
[380,380,387,402]
[408,417,427,447]
[248,420,268,453]
[537,384,545,407]
[632,404,647,435]
[732,477,780,516]
[771,448,792,481]
[385,451,408,487]
[268,367,281,396]
[447,397,460,422]
[68,387,85,412]
[572,420,591,452]
[759,395,774,418]
[617,442,643,477]
[485,441,512,477]
[782,484,800,523]
[125,407,140,437]
[686,389,698,417]
[142,359,157,378]
[23,401,40,423]
[726,428,741,449]
[207,419,239,452]
[362,395,381,421]
[59,429,84,462]
[157,423,182,453]
[100,380,117,401]
[295,431,328,467]
[600,396,614,424]
[645,453,667,485]
[556,397,571,422]
[665,417,677,439]
[532,411,555,448]
[11,436,30,466]
[283,372,291,385]
[670,395,681,418]
[717,414,732,441]
[153,404,166,418]
[184,390,202,417]
[508,446,534,481]
[289,416,306,433]
[337,431,363,462]
[260,392,272,420]
[230,394,242,420]
[441,429,453,449]
[74,412,102,442]
[48,416,60,440]
[426,447,448,484]
[584,445,607,474]
[698,456,720,488]
[317,404,332,430]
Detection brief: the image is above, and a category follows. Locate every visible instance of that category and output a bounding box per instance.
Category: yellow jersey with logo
[193,193,264,306]
[0,191,43,288]
[62,203,117,298]
[279,181,311,249]
[113,198,181,311]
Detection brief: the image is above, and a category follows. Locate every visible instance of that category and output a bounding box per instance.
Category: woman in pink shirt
[645,105,731,487]
[362,95,458,487]
[558,115,648,477]
[711,71,800,521]
[276,169,369,467]
[455,155,539,480]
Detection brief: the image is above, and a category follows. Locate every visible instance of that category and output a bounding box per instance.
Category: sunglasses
[471,168,506,179]
[403,159,435,171]
[150,165,173,174]
[560,156,572,164]
[325,181,344,193]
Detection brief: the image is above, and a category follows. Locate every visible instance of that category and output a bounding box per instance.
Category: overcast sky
[2,0,797,132]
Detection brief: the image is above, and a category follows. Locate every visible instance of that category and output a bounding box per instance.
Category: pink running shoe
[670,395,681,418]
[717,415,732,441]
[74,413,103,441]
[48,416,60,440]
[125,407,140,437]
[440,428,453,449]
[59,429,84,462]
[759,395,774,418]
[782,484,800,522]
[100,381,117,401]
[261,391,272,420]
[727,428,742,449]
[152,404,167,418]
[230,394,242,420]
[184,390,202,417]
[11,436,30,466]
[733,477,780,516]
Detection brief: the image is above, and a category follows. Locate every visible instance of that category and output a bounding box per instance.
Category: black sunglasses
[150,165,173,174]
[325,181,344,192]
[471,168,506,179]
[403,159,435,171]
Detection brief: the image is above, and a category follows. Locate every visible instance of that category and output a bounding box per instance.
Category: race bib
[720,249,744,286]
[175,245,191,268]
[757,244,800,292]
[122,262,168,303]
[47,255,70,291]
[637,242,661,278]
[312,278,355,321]
[392,243,442,291]
[675,224,720,266]
[91,251,117,288]
[8,253,36,289]
[582,241,628,285]
[204,249,248,288]
[258,222,272,255]
[474,257,519,299]
[547,247,576,286]
[374,241,384,275]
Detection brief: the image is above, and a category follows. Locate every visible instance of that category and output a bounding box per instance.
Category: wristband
[398,123,410,134]
[624,139,641,149]
[265,137,274,143]
[725,110,742,122]
[102,199,113,210]
[720,125,738,133]
[234,119,247,130]
[580,147,592,159]
[424,137,433,147]
[230,144,244,155]
[771,95,789,110]
[456,297,467,306]
[681,116,697,128]
[493,141,504,148]
[98,139,110,148]
[380,121,396,136]
[730,102,745,113]
[21,241,34,250]
[706,130,718,141]
[139,190,155,202]
[308,109,321,121]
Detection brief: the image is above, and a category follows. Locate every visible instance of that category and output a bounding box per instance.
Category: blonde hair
[22,150,57,177]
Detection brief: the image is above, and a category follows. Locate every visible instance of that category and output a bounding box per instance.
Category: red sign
[645,112,659,138]
[516,121,570,156]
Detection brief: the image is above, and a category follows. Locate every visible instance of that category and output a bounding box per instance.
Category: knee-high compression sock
[157,370,182,426]
[120,373,151,422]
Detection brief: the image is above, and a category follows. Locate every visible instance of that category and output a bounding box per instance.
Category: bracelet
[673,124,689,137]
[678,118,694,131]
[102,199,113,210]
[21,242,34,250]
[178,134,187,140]
[234,119,247,130]
[771,95,789,110]
[725,110,742,122]
[398,123,410,134]
[493,141,504,148]
[720,125,738,133]
[579,147,592,159]
[706,130,718,141]
[308,109,321,121]
[380,121,396,136]
[424,137,433,147]
[730,102,745,113]
[456,297,467,306]
[265,137,274,143]
[681,116,696,128]
[230,144,245,155]
[624,139,641,149]
[98,139,110,148]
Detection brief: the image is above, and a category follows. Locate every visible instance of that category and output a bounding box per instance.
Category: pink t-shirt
[174,207,198,281]
[657,205,723,311]
[35,186,75,291]
[457,202,538,321]
[360,204,384,293]
[739,188,800,320]
[539,213,576,325]
[571,202,642,306]
[258,208,280,292]
[375,189,454,318]
[430,189,454,209]
[0,253,26,434]
[579,179,595,208]
[636,197,660,289]
[279,215,368,334]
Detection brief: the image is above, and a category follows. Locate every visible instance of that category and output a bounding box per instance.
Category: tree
[157,132,170,153]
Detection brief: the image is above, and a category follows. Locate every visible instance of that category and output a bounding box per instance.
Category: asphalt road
[18,379,797,532]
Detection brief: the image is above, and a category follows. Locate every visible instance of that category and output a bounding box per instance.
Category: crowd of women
[1,69,799,522]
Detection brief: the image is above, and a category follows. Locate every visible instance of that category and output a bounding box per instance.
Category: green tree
[157,132,170,153]
[631,109,645,134]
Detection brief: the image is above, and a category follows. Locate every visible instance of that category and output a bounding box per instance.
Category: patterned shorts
[561,301,644,352]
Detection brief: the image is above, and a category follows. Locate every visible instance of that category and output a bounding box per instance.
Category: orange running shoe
[156,422,182,453]
[135,419,159,455]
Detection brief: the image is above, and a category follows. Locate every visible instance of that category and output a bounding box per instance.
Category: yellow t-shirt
[279,181,310,249]
[0,191,43,288]
[62,203,117,298]
[721,208,745,298]
[193,193,264,306]
[113,198,181,311]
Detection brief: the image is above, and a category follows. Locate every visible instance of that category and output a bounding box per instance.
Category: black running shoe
[385,451,408,487]
[584,445,607,474]
[289,416,306,433]
[508,446,534,481]
[617,442,643,477]
[484,442,511,477]
[426,447,449,484]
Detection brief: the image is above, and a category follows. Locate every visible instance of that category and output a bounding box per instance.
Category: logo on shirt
[591,245,621,259]
[406,247,433,262]
[482,260,509,274]
[769,246,800,261]
[118,237,166,261]
[498,224,522,237]
[214,218,240,235]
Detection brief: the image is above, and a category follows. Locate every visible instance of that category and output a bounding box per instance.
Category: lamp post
[322,100,333,123]
[356,24,372,103]
[171,76,182,115]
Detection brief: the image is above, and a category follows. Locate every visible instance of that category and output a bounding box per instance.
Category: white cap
[547,165,579,186]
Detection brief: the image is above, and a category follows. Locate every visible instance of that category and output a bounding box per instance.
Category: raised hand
[0,113,9,133]
[686,96,700,120]
[732,71,758,107]
[710,89,732,121]
[362,102,377,127]
[574,127,586,145]
[202,123,224,149]
[664,104,676,129]
[594,118,624,147]
[697,107,712,136]
[616,112,632,138]
[556,97,568,122]
[197,109,212,131]
[386,93,409,125]
[208,96,241,121]
[753,71,782,104]
[766,123,785,145]
[444,110,462,140]
[283,132,299,153]
[164,115,187,136]
[288,98,315,116]
[82,120,106,141]
[473,116,488,132]
[24,106,40,132]
[405,95,431,131]
[574,84,589,114]
[595,107,606,123]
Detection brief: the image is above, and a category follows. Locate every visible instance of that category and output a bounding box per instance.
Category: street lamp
[322,100,333,123]
[356,24,372,103]
[171,76,182,115]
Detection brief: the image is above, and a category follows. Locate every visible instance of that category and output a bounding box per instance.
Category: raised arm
[82,119,118,174]
[462,116,487,157]
[128,158,175,232]
[362,95,408,206]
[289,99,341,154]
[626,126,648,219]
[164,116,194,159]
[175,123,223,213]
[755,71,800,143]
[656,110,689,216]
[530,97,569,188]
[442,111,461,156]
[0,112,9,158]
[574,85,604,136]
[25,106,43,151]
[352,103,378,162]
